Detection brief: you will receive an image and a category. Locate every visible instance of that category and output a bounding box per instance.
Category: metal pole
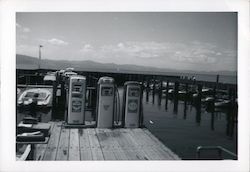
[38,45,43,69]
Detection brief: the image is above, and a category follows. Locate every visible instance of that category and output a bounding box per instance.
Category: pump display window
[128,88,140,97]
[101,87,113,96]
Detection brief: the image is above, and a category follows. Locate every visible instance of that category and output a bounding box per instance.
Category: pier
[33,121,180,160]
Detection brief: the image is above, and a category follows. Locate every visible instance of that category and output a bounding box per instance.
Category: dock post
[210,83,216,130]
[196,84,202,125]
[173,81,179,114]
[146,79,149,102]
[216,75,220,84]
[183,83,188,119]
[165,80,169,110]
[158,80,163,106]
[152,77,155,104]
[210,89,215,131]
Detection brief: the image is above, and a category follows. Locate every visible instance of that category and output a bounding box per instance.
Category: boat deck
[33,121,180,160]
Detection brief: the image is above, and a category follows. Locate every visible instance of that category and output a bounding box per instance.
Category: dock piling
[165,81,169,110]
[173,82,179,114]
[183,83,188,119]
[195,84,202,125]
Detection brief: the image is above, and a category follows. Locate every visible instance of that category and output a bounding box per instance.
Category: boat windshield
[24,91,48,99]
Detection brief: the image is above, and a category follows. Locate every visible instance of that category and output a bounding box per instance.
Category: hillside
[16,54,237,76]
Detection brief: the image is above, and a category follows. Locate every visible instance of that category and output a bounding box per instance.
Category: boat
[214,99,231,108]
[17,88,52,108]
[16,144,31,161]
[17,88,21,95]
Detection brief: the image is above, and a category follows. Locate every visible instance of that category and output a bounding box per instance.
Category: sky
[16,12,237,71]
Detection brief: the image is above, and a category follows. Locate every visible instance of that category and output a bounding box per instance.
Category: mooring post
[216,74,220,84]
[152,77,156,104]
[183,83,188,119]
[173,81,179,114]
[158,80,163,106]
[146,79,149,102]
[210,83,216,130]
[165,80,169,110]
[196,84,202,125]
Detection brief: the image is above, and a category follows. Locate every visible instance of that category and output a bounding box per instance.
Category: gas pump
[96,77,115,128]
[122,81,142,128]
[67,75,86,125]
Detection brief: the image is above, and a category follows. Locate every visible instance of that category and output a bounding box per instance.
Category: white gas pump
[96,77,115,128]
[67,75,86,125]
[122,81,142,128]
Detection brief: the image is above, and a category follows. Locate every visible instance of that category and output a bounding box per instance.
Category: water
[180,73,237,84]
[142,91,237,160]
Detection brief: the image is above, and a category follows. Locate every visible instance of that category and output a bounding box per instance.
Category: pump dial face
[72,100,82,112]
[127,99,138,113]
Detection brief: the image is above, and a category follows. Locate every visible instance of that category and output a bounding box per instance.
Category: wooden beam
[43,122,62,160]
[56,128,70,160]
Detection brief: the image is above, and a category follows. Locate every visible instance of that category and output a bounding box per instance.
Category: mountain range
[16,54,237,76]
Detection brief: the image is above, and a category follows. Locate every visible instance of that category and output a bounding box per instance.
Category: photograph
[15,12,238,161]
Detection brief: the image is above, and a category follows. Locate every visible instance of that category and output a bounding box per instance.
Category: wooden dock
[34,121,180,160]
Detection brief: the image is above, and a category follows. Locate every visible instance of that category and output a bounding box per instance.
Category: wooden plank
[104,129,128,160]
[112,129,140,160]
[119,128,149,160]
[133,128,167,160]
[129,129,162,160]
[87,129,104,160]
[143,129,180,160]
[68,129,80,161]
[55,128,70,160]
[79,129,92,160]
[43,122,62,160]
[95,129,116,160]
[34,122,55,160]
[140,129,170,160]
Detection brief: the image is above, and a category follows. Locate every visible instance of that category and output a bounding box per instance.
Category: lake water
[142,91,237,160]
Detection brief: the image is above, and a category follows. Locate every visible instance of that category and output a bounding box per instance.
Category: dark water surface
[142,91,237,160]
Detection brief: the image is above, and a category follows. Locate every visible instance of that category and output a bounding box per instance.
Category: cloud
[101,41,168,58]
[16,23,21,28]
[76,40,236,70]
[99,41,220,64]
[47,38,68,46]
[170,42,219,64]
[23,27,31,33]
[16,23,31,33]
[80,44,94,52]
